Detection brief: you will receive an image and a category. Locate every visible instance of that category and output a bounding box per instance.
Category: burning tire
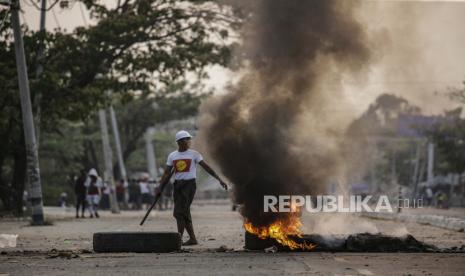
[244,231,345,251]
[244,231,437,252]
[93,232,181,253]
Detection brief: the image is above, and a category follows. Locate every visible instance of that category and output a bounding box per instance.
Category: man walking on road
[156,130,228,246]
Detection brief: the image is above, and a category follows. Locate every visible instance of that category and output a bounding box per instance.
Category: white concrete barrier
[362,212,465,232]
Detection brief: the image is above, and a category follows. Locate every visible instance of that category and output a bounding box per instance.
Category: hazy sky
[17,0,465,117]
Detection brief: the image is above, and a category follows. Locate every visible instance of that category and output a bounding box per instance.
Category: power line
[24,0,42,10]
[329,81,465,86]
[22,0,37,8]
[24,0,60,12]
[51,6,60,29]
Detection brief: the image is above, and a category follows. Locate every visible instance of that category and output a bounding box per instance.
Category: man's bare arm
[199,160,228,190]
[156,165,174,195]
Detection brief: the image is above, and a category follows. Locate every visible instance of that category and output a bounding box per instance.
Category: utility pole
[145,127,158,180]
[427,142,435,187]
[10,0,45,224]
[370,146,378,194]
[109,106,127,180]
[109,105,129,202]
[411,141,421,199]
[391,147,397,185]
[98,110,120,214]
[33,0,47,142]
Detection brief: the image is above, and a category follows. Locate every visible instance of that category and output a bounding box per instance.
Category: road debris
[46,250,80,259]
[264,245,278,253]
[0,234,18,248]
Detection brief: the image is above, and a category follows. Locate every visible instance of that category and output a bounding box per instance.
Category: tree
[0,0,241,214]
[428,113,465,175]
[429,79,465,175]
[345,94,424,192]
[37,81,207,205]
[347,94,422,137]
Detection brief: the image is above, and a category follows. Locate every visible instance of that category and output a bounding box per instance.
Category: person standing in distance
[74,169,87,218]
[85,168,102,218]
[156,130,228,246]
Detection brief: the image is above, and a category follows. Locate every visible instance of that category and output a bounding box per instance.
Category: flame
[244,212,316,251]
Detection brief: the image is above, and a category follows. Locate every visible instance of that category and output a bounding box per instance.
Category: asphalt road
[1,203,464,275]
[1,251,464,276]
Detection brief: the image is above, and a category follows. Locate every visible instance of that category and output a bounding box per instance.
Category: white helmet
[88,168,98,177]
[175,130,192,142]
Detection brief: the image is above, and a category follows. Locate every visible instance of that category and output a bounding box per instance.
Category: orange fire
[244,211,316,251]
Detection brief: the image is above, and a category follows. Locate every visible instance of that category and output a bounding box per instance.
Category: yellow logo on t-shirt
[174,159,191,172]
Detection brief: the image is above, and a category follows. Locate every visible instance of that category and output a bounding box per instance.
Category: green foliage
[0,1,241,211]
[347,90,465,192]
[426,81,465,175]
[38,81,208,205]
[345,93,423,188]
[429,117,465,174]
[427,81,465,175]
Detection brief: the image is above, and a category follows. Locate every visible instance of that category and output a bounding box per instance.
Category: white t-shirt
[139,182,150,194]
[84,177,103,188]
[84,177,103,195]
[166,149,203,180]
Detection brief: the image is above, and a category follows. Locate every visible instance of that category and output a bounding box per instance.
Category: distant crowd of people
[73,169,173,218]
[126,173,173,211]
[423,187,450,209]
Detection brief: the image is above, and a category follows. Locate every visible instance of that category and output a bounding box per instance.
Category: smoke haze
[350,0,465,115]
[198,0,373,226]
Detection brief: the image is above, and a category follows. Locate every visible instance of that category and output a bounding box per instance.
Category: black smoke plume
[199,0,371,226]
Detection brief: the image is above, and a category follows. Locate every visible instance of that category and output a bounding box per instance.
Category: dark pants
[76,194,86,216]
[173,179,196,235]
